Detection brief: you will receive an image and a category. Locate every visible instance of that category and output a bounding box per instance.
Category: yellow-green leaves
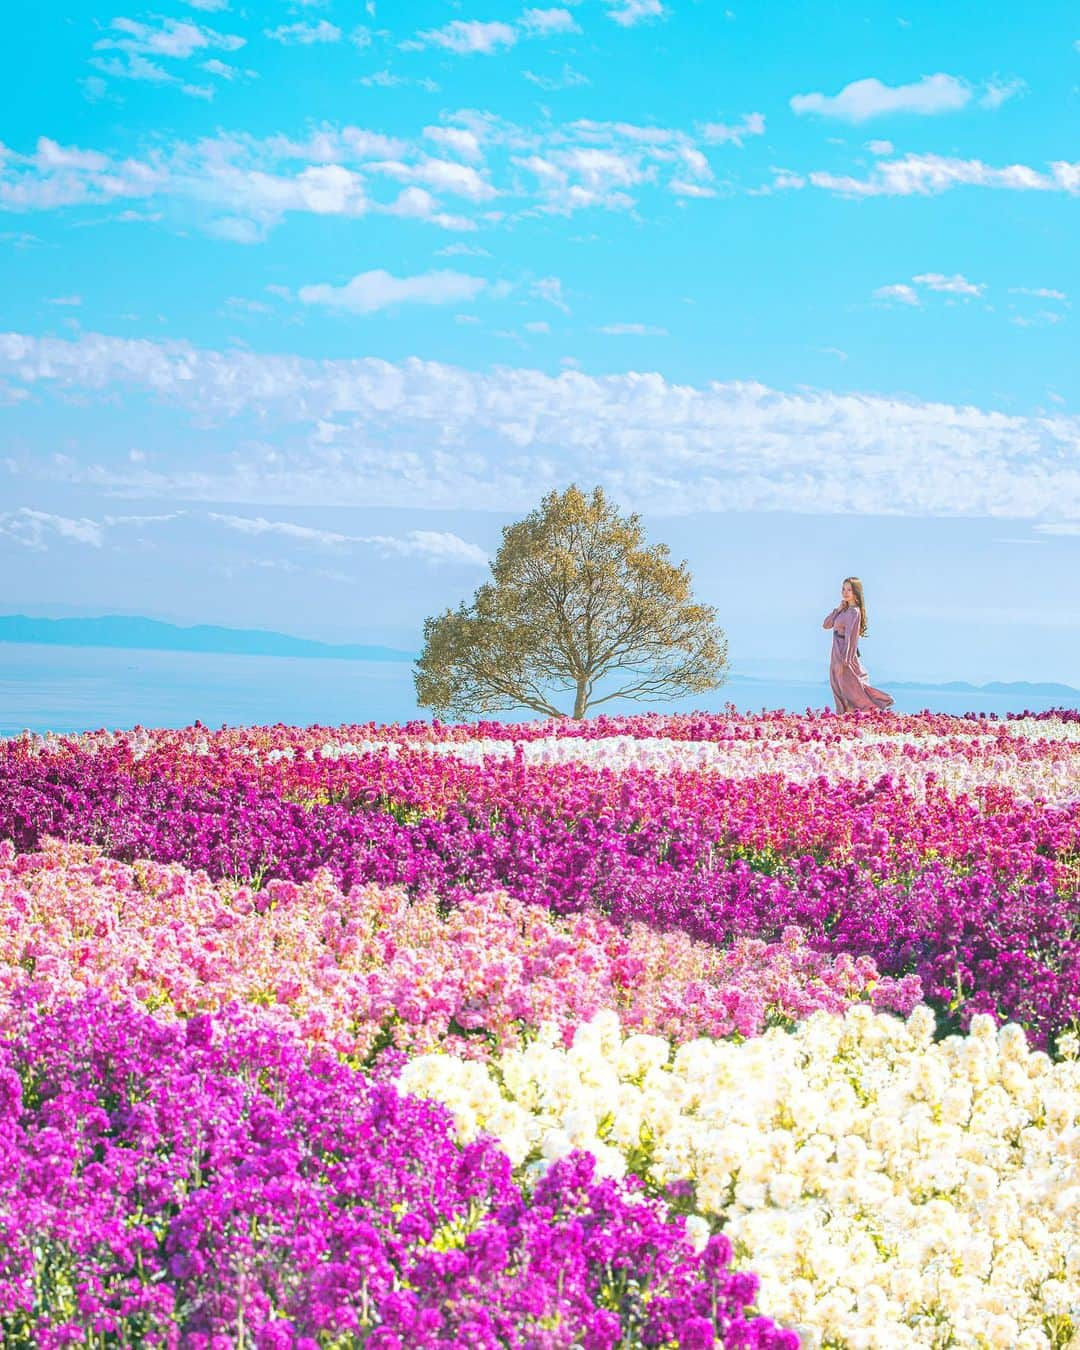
[415,484,729,719]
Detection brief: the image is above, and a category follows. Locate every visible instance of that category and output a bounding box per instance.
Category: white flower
[397,1005,1080,1348]
[684,1213,710,1252]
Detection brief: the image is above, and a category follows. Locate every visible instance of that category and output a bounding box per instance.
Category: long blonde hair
[844,576,869,637]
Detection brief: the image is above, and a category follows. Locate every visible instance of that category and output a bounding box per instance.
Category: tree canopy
[414,484,729,720]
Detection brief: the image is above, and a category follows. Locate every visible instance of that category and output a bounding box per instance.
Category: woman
[823,577,894,714]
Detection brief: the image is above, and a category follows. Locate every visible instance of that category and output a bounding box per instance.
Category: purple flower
[0,991,791,1349]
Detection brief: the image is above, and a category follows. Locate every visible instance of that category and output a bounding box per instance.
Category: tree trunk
[573,679,588,719]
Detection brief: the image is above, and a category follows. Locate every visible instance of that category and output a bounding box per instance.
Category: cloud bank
[2,331,1079,522]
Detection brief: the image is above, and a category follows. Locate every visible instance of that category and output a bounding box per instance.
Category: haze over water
[3,644,1075,739]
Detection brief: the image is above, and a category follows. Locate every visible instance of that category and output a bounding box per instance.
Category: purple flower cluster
[2,745,1077,1043]
[0,991,796,1349]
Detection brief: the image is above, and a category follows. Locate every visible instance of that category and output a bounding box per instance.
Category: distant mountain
[2,616,1076,698]
[0,615,415,663]
[889,678,1080,697]
[726,671,1080,697]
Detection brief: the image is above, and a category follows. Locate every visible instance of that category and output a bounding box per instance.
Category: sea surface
[1,642,1076,737]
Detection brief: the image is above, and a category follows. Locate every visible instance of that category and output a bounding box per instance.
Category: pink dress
[823,605,894,714]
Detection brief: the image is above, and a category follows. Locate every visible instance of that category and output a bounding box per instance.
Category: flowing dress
[823,605,894,714]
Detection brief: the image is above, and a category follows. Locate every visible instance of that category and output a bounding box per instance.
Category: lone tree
[414,484,729,720]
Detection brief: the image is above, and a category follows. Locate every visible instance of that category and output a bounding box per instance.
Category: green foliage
[415,484,729,719]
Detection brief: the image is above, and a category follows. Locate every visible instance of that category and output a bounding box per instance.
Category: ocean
[0,642,1076,737]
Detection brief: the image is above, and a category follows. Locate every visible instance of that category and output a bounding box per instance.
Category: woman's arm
[822,605,841,630]
[845,608,863,667]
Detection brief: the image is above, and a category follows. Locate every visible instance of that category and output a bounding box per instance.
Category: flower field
[1,709,1079,1348]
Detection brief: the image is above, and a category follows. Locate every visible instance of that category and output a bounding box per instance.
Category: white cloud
[371,157,496,201]
[94,16,244,60]
[532,276,570,312]
[0,137,162,211]
[209,513,351,545]
[437,241,491,257]
[408,20,517,54]
[297,268,487,314]
[360,70,440,91]
[557,146,646,189]
[327,128,411,161]
[223,295,272,315]
[91,53,176,84]
[519,8,581,35]
[598,322,668,335]
[0,116,727,232]
[790,74,972,122]
[912,272,984,296]
[210,162,370,227]
[524,319,550,333]
[669,179,716,198]
[381,186,474,231]
[873,283,920,306]
[47,295,83,306]
[513,142,648,212]
[0,507,104,549]
[1010,286,1068,301]
[4,331,1080,521]
[867,139,894,154]
[407,9,579,56]
[87,16,244,95]
[604,0,666,26]
[209,512,487,565]
[1052,160,1080,193]
[0,502,185,551]
[1010,311,1065,328]
[33,139,116,173]
[980,78,1025,109]
[206,216,266,243]
[183,0,230,9]
[423,126,483,161]
[80,75,111,102]
[775,152,1080,199]
[758,169,805,194]
[264,20,341,45]
[1033,522,1080,536]
[373,530,489,565]
[102,511,184,527]
[523,64,590,90]
[871,271,986,307]
[700,112,765,145]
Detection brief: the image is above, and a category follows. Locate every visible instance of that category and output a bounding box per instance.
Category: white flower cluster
[1005,719,1080,744]
[398,1006,1080,1350]
[49,720,1079,805]
[307,732,1080,806]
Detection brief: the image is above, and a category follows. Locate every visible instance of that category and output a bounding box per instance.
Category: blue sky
[2,0,1079,688]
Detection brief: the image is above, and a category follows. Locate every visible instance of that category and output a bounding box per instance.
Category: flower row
[12,713,1080,806]
[0,991,796,1349]
[15,706,1080,756]
[7,737,1080,890]
[400,1005,1080,1350]
[0,841,920,1063]
[2,750,1077,1042]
